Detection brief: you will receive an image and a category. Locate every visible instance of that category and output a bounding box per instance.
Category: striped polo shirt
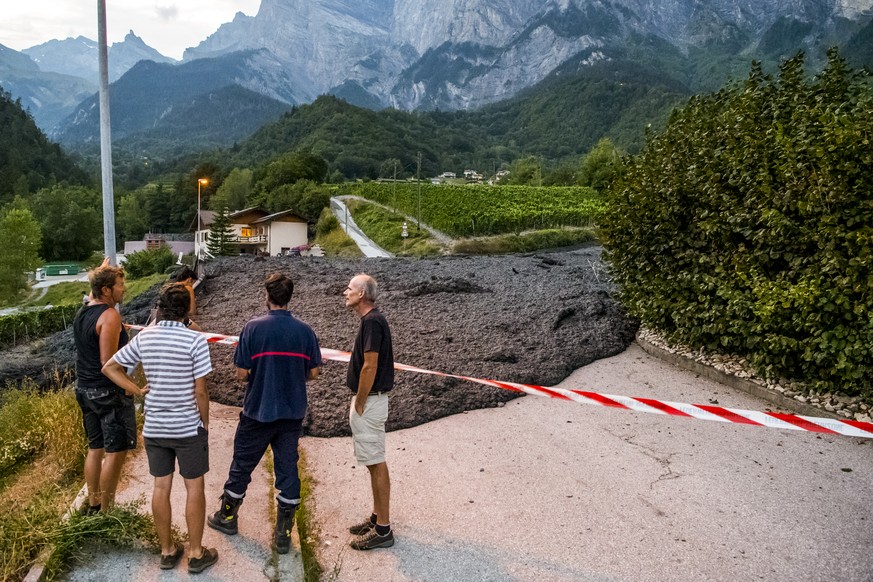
[111,320,213,438]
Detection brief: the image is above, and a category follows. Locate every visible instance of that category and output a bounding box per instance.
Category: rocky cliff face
[180,0,873,111]
[23,31,174,83]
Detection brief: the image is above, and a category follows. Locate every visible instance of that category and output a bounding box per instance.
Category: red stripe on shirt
[251,351,311,360]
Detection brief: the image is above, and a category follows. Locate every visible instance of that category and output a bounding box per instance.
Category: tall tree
[206,208,237,257]
[30,185,102,261]
[578,138,625,191]
[210,168,253,212]
[0,208,42,302]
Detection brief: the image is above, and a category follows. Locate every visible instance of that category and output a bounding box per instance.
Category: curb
[22,484,89,582]
[634,333,841,420]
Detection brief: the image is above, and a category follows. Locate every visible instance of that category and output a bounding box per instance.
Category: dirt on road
[196,246,637,436]
[0,246,638,437]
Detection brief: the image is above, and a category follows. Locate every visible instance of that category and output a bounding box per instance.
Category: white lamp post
[197,178,208,257]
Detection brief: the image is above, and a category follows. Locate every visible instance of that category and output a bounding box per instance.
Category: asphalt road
[330,197,393,258]
[302,342,873,582]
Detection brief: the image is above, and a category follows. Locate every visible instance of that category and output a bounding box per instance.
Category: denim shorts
[76,386,137,453]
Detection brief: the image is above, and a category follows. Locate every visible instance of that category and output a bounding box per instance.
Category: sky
[0,0,262,60]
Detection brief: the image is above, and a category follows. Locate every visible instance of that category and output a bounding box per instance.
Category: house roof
[229,207,270,224]
[250,209,307,225]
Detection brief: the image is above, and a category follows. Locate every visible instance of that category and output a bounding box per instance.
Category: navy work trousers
[223,414,303,503]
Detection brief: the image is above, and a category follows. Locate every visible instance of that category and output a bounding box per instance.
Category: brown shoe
[348,517,375,535]
[159,542,184,570]
[350,528,394,550]
[188,547,218,574]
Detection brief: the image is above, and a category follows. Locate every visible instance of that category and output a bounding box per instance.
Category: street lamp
[197,178,208,257]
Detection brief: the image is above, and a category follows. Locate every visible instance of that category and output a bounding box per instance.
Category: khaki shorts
[349,393,389,466]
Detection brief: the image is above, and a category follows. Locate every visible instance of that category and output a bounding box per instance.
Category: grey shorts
[144,427,209,479]
[349,393,389,466]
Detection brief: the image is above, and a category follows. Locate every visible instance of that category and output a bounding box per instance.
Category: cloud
[155,4,179,22]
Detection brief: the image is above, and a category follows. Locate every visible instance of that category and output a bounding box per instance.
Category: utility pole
[97,0,117,265]
[416,151,422,230]
[393,160,397,213]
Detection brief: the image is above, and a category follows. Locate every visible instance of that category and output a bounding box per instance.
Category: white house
[124,233,194,256]
[195,207,309,258]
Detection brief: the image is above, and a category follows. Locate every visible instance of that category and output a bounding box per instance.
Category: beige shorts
[349,393,389,466]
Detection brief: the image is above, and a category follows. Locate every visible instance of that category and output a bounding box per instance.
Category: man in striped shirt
[207,272,321,555]
[102,283,218,574]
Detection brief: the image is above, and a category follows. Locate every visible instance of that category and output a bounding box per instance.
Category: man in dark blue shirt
[207,273,321,554]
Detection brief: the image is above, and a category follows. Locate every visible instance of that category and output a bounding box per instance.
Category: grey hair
[355,273,378,302]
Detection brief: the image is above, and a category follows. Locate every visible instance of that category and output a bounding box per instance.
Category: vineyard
[0,304,79,349]
[336,183,604,237]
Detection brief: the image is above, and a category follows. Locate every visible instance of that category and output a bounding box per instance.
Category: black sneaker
[350,528,394,550]
[348,518,376,535]
[188,547,218,574]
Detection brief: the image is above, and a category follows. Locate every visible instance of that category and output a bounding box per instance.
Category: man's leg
[100,450,128,509]
[350,461,394,550]
[271,421,302,505]
[99,393,137,510]
[184,476,206,558]
[209,415,270,535]
[83,448,104,507]
[271,421,302,554]
[367,461,391,526]
[223,415,271,496]
[152,474,175,555]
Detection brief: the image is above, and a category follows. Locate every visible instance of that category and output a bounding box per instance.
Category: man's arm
[354,351,379,415]
[236,367,249,381]
[193,376,209,430]
[308,367,320,381]
[96,308,123,365]
[101,360,148,397]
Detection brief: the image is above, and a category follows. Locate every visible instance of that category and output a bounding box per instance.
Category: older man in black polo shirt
[207,272,321,554]
[343,273,395,550]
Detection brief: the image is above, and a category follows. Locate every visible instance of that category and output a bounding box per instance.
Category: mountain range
[1,0,872,158]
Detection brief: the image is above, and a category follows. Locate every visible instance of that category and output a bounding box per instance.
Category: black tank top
[73,303,128,391]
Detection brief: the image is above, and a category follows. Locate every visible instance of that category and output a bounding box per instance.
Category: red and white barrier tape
[126,324,873,439]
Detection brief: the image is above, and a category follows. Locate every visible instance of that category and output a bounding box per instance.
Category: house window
[241,228,252,237]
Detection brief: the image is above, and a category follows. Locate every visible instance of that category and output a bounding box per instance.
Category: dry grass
[0,384,155,581]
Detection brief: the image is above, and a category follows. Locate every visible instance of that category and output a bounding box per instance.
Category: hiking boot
[350,528,395,550]
[274,503,298,554]
[348,517,376,535]
[207,492,243,535]
[188,547,218,574]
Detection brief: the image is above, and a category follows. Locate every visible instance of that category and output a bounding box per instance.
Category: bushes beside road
[601,50,872,396]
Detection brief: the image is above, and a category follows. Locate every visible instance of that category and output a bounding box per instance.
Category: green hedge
[0,305,80,349]
[600,49,873,396]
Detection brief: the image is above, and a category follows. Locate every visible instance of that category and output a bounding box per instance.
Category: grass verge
[0,382,156,580]
[296,450,323,582]
[346,199,443,256]
[19,273,168,309]
[451,227,597,254]
[315,228,364,258]
[263,446,323,581]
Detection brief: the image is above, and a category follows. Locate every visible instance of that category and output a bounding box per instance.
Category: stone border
[635,332,841,420]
